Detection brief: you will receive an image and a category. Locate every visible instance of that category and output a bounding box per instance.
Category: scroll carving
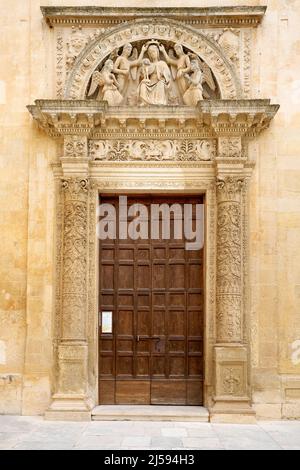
[61,178,89,341]
[216,177,244,343]
[89,139,216,162]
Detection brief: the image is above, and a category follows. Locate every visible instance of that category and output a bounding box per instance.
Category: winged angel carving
[87,40,218,106]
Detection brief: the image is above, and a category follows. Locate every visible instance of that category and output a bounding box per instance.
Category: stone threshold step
[92,405,209,422]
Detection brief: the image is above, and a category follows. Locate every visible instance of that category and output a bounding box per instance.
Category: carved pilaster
[46,177,92,421]
[216,176,244,343]
[61,178,88,340]
[211,175,255,422]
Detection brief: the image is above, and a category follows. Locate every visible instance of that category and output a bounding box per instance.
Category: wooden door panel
[116,381,150,404]
[151,381,186,405]
[99,195,204,406]
[99,380,115,405]
[187,381,203,405]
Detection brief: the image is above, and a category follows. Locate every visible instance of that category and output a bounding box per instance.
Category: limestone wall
[0,0,299,419]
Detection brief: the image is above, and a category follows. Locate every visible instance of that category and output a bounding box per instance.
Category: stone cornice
[41,6,267,29]
[27,99,279,138]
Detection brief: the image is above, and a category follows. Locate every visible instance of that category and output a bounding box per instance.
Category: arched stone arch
[65,19,243,101]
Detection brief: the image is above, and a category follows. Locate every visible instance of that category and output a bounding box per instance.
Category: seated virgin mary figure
[138,44,171,106]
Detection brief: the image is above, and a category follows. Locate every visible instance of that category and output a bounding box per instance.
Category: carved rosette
[216,176,244,343]
[61,178,89,341]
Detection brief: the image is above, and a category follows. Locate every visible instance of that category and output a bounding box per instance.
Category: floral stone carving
[89,139,216,161]
[64,136,88,159]
[216,177,245,343]
[61,178,89,341]
[218,137,242,159]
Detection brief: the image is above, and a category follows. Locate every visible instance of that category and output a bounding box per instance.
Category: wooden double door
[98,195,204,405]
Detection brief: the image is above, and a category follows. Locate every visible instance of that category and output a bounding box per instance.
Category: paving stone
[74,435,123,449]
[265,431,300,447]
[151,437,183,448]
[182,437,224,450]
[186,427,216,438]
[14,441,75,450]
[121,436,152,447]
[161,427,188,437]
[221,437,282,451]
[2,416,300,450]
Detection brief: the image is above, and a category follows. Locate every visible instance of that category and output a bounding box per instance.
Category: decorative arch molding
[65,18,243,101]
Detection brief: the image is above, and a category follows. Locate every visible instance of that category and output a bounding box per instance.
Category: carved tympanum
[87,39,219,106]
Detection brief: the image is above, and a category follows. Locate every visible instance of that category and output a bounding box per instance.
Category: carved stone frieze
[89,139,216,162]
[91,178,213,191]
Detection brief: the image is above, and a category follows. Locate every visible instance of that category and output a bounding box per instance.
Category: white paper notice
[102,311,113,334]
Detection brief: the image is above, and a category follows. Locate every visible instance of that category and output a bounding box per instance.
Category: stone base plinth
[45,394,93,421]
[210,400,256,424]
[45,410,92,421]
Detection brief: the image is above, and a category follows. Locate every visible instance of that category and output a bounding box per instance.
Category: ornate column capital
[216,176,245,203]
[61,177,89,197]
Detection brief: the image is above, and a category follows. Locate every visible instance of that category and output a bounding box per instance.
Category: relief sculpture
[87,39,219,106]
[89,139,216,162]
